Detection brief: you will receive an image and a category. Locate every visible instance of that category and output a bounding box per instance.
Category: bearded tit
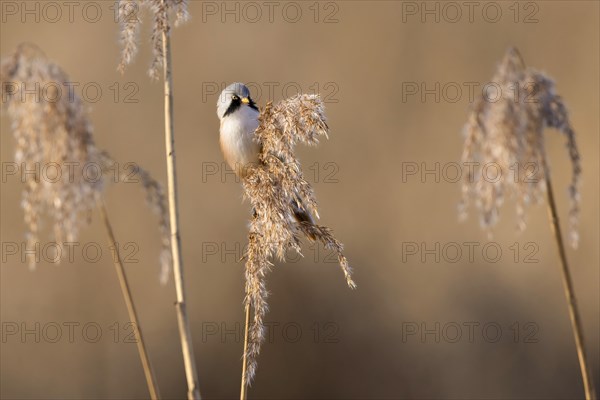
[217,82,315,230]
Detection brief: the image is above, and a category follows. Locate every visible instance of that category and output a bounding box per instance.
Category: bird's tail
[292,199,317,240]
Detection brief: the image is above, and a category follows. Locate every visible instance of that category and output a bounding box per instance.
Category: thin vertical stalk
[99,201,160,400]
[543,161,595,400]
[160,16,201,400]
[240,303,251,400]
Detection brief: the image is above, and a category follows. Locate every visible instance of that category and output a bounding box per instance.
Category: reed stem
[99,201,160,399]
[160,10,201,399]
[543,160,595,400]
[240,303,251,400]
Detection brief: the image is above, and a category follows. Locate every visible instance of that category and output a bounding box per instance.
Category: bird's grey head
[216,82,258,120]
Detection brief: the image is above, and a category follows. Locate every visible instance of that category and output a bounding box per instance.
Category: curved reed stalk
[99,201,160,399]
[240,303,251,400]
[160,7,201,400]
[542,161,595,400]
[1,43,169,397]
[115,1,201,397]
[460,47,594,399]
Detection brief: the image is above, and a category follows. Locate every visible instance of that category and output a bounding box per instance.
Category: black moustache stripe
[223,98,241,117]
[223,97,259,117]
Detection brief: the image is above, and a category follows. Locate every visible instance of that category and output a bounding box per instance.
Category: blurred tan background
[1,1,598,399]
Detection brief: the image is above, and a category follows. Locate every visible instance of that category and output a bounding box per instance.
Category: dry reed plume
[1,44,102,263]
[0,44,171,278]
[240,94,356,395]
[459,47,581,248]
[0,43,170,399]
[117,0,189,79]
[460,47,594,400]
[115,1,202,398]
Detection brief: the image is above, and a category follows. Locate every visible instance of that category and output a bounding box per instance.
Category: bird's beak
[241,97,250,104]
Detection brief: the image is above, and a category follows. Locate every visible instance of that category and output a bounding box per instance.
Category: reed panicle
[104,155,173,284]
[117,0,189,79]
[241,94,356,391]
[460,47,594,400]
[0,44,172,279]
[459,47,581,248]
[1,44,102,262]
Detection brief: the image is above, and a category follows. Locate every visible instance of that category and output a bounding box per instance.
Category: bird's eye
[232,95,239,101]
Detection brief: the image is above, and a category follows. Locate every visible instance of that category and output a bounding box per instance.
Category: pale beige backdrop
[1,1,598,399]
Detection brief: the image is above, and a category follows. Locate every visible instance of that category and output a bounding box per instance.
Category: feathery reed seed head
[117,0,189,79]
[1,44,103,266]
[1,44,172,278]
[242,94,356,384]
[459,47,581,248]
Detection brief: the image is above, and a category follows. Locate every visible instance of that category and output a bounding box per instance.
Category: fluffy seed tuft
[117,0,189,79]
[242,94,356,384]
[1,44,172,278]
[459,47,581,248]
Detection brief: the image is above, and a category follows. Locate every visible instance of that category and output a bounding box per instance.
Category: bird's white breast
[220,106,260,177]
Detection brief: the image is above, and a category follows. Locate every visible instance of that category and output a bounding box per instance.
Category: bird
[217,82,316,234]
